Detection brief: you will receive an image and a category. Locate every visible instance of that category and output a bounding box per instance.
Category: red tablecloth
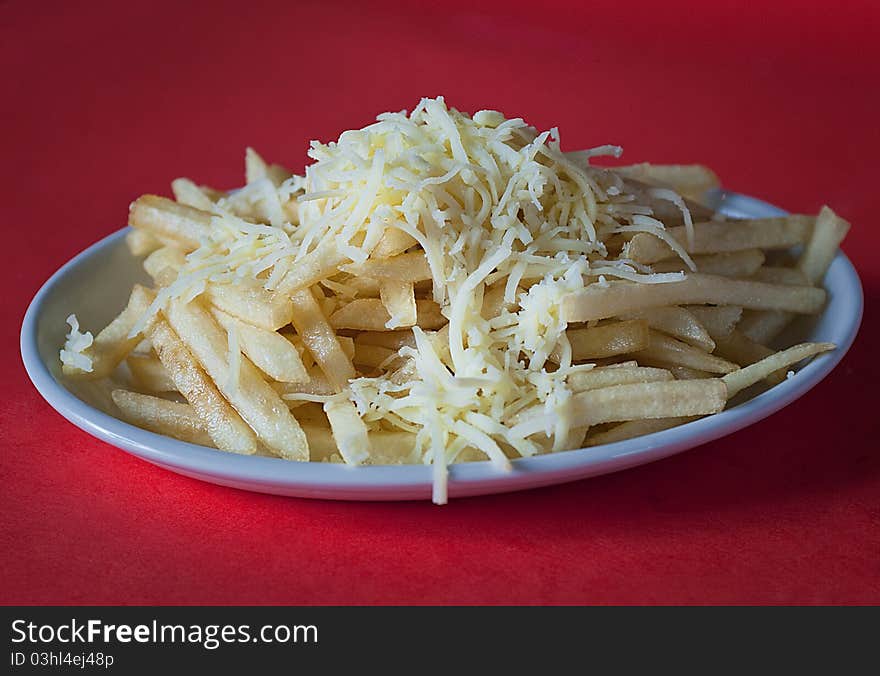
[3,0,878,605]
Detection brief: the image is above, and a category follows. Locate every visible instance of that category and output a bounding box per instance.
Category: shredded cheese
[60,314,94,373]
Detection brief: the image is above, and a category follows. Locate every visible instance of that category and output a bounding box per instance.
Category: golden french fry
[164,298,309,460]
[289,288,356,392]
[512,379,727,437]
[633,330,739,374]
[722,342,835,398]
[127,353,176,392]
[736,309,794,345]
[379,280,417,328]
[112,389,213,446]
[652,249,765,277]
[586,416,698,446]
[323,398,371,465]
[626,216,813,263]
[343,252,432,282]
[563,274,825,322]
[171,178,217,211]
[330,298,446,331]
[146,311,257,454]
[559,320,650,362]
[619,306,715,351]
[712,329,774,367]
[666,365,713,380]
[129,195,212,251]
[371,227,419,258]
[567,365,673,392]
[275,371,336,400]
[62,284,155,378]
[143,246,186,286]
[612,163,720,201]
[245,147,292,187]
[798,206,850,285]
[354,330,416,350]
[274,239,349,296]
[204,282,293,331]
[212,308,309,383]
[353,343,398,370]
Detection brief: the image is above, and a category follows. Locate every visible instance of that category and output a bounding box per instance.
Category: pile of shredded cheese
[115,97,697,503]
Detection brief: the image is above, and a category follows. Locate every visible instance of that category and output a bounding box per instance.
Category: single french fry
[371,227,419,258]
[684,305,743,339]
[205,282,293,331]
[129,195,212,251]
[379,279,417,328]
[343,252,432,282]
[619,306,715,352]
[512,379,727,437]
[330,298,446,331]
[275,371,336,400]
[612,163,720,201]
[164,298,309,460]
[586,416,698,446]
[736,309,794,345]
[127,353,176,392]
[481,283,518,320]
[171,178,217,211]
[302,425,416,464]
[722,342,835,398]
[289,288,356,392]
[323,398,371,465]
[559,320,650,362]
[666,365,714,380]
[563,274,826,322]
[146,311,257,454]
[212,308,308,383]
[62,284,155,378]
[626,216,814,263]
[353,343,397,370]
[274,239,349,296]
[245,148,292,187]
[125,229,162,257]
[652,249,765,277]
[620,177,716,224]
[633,330,739,374]
[143,246,186,286]
[112,389,213,446]
[712,329,774,367]
[567,365,673,392]
[798,206,850,285]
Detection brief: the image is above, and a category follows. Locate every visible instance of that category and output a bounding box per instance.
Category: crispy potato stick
[289,288,356,392]
[722,342,835,398]
[146,312,257,454]
[275,372,336,399]
[750,266,808,286]
[379,280,417,328]
[171,178,217,211]
[513,380,727,437]
[164,298,308,460]
[129,195,212,251]
[667,365,713,380]
[563,274,826,322]
[125,229,162,257]
[567,365,673,392]
[612,163,720,201]
[341,275,381,298]
[205,282,293,331]
[338,336,355,360]
[323,398,371,465]
[586,416,699,446]
[353,343,397,370]
[798,206,850,285]
[275,239,349,296]
[302,425,416,464]
[626,216,814,263]
[354,330,416,350]
[620,177,715,224]
[330,298,446,331]
[619,306,715,351]
[684,305,743,339]
[559,320,650,362]
[63,284,155,378]
[111,389,213,446]
[372,227,419,258]
[634,330,739,374]
[712,330,774,367]
[343,252,432,282]
[143,246,186,286]
[736,309,794,345]
[127,354,176,392]
[212,308,308,383]
[652,249,765,277]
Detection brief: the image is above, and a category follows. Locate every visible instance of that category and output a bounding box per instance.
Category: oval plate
[21,192,863,500]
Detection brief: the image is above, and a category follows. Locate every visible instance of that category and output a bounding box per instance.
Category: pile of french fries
[59,104,850,503]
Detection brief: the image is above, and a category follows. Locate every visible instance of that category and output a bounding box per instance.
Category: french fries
[58,101,851,506]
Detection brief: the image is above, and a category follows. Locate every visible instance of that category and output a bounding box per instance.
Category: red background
[2,0,878,604]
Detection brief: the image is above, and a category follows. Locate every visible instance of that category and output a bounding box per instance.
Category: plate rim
[20,193,864,500]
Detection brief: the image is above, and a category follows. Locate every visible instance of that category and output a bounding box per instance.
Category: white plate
[20,192,863,500]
